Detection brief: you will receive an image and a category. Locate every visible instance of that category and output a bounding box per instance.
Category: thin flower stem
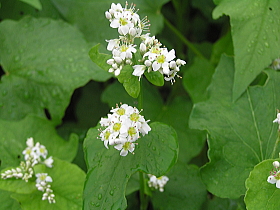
[138,79,148,210]
[271,131,280,159]
[164,17,206,59]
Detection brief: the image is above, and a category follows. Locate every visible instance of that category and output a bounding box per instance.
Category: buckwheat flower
[106,39,120,51]
[114,141,136,156]
[22,137,37,161]
[44,156,54,168]
[273,113,280,124]
[148,174,169,192]
[110,10,134,35]
[268,161,280,188]
[33,142,48,159]
[99,103,151,155]
[36,173,53,185]
[152,48,176,74]
[132,65,146,79]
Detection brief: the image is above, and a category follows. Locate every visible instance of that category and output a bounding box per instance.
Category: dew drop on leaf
[109,190,114,196]
[152,146,156,151]
[2,90,7,96]
[14,55,20,62]
[98,193,102,200]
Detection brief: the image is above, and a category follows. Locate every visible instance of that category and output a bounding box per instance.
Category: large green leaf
[5,158,85,210]
[213,0,280,100]
[83,122,178,209]
[183,57,215,103]
[189,55,280,198]
[0,0,62,20]
[19,0,42,10]
[155,96,206,164]
[0,190,21,210]
[51,0,170,42]
[0,16,111,124]
[0,115,78,170]
[151,162,207,210]
[245,159,280,210]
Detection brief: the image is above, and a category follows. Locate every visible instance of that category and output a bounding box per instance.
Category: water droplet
[152,146,156,151]
[2,90,7,96]
[24,91,30,99]
[98,193,102,200]
[264,42,269,48]
[147,142,152,147]
[14,55,20,62]
[109,190,114,196]
[95,203,100,207]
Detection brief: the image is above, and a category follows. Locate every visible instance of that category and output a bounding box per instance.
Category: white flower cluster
[99,103,151,156]
[267,161,280,188]
[148,174,169,192]
[271,57,280,70]
[36,173,55,203]
[105,2,186,84]
[1,138,55,204]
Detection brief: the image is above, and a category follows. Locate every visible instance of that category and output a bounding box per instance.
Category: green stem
[164,18,206,59]
[138,79,147,210]
[271,131,280,159]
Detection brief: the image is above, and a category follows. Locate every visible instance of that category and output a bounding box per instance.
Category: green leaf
[183,57,215,103]
[19,0,42,10]
[245,159,280,210]
[151,162,207,210]
[117,65,141,98]
[101,79,163,121]
[88,44,112,72]
[10,158,85,210]
[0,115,78,170]
[0,16,111,124]
[51,0,170,42]
[0,190,21,210]
[156,96,206,163]
[144,70,164,86]
[189,55,280,198]
[83,122,178,209]
[0,0,62,20]
[213,0,280,100]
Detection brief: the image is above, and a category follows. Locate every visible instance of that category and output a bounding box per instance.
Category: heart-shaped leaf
[83,122,178,209]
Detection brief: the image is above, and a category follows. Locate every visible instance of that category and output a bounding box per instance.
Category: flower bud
[273,161,280,168]
[140,43,146,53]
[105,11,112,19]
[129,28,136,36]
[107,59,114,65]
[114,57,122,64]
[144,60,151,67]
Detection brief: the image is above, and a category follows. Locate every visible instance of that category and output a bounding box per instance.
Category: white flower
[132,65,146,79]
[268,175,280,188]
[110,10,135,35]
[106,39,120,51]
[152,49,176,74]
[271,58,280,70]
[273,113,280,124]
[114,141,135,156]
[44,156,54,168]
[36,173,53,184]
[148,174,169,192]
[99,104,151,155]
[33,142,48,159]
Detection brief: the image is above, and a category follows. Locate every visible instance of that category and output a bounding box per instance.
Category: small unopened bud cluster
[98,103,151,156]
[104,2,185,83]
[1,138,55,204]
[36,173,55,203]
[148,174,169,192]
[267,161,280,188]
